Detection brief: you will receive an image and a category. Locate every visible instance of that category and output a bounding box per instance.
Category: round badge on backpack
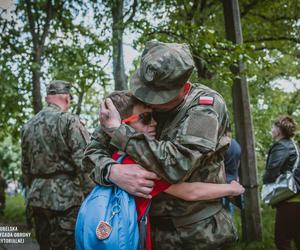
[96,221,112,240]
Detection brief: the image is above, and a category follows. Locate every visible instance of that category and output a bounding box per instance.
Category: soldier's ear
[65,94,71,105]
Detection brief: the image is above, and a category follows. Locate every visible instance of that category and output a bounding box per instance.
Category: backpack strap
[108,153,128,214]
[292,141,299,172]
[112,153,128,197]
[115,152,150,250]
[138,200,152,250]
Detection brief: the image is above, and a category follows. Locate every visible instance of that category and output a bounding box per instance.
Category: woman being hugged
[263,115,300,250]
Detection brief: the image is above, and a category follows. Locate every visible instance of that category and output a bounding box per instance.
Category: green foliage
[0,1,112,140]
[0,137,21,180]
[0,8,32,140]
[46,26,111,116]
[1,0,299,150]
[230,205,276,250]
[1,194,26,224]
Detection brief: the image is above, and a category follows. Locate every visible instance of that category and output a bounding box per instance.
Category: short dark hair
[273,115,297,138]
[107,91,144,119]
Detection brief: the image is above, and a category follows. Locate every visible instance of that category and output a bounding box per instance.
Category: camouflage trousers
[151,208,238,250]
[32,206,80,250]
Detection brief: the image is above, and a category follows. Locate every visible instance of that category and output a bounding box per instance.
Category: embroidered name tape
[199,96,214,105]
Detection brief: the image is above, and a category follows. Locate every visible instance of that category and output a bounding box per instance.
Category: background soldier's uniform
[21,81,94,250]
[83,42,237,250]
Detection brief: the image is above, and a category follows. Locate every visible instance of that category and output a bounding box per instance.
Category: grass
[231,204,298,250]
[230,205,276,250]
[0,193,26,224]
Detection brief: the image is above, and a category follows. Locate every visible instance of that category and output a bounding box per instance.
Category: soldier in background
[21,80,94,250]
[83,41,237,249]
[0,170,7,216]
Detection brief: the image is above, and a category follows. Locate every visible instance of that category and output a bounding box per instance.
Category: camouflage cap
[130,41,194,105]
[46,80,72,96]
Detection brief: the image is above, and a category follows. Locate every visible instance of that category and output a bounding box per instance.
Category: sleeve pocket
[178,107,219,151]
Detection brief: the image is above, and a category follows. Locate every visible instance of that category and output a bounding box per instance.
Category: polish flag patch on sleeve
[199,96,214,105]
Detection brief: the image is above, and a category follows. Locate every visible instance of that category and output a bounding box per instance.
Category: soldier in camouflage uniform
[83,41,237,249]
[21,80,94,250]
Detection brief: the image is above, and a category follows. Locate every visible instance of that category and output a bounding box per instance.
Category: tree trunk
[222,0,262,241]
[32,50,43,113]
[76,91,84,115]
[112,0,128,90]
[25,0,53,113]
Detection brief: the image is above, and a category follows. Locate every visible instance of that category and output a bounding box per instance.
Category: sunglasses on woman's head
[122,112,153,125]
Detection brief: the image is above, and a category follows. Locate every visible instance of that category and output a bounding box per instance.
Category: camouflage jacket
[21,103,94,211]
[83,84,230,218]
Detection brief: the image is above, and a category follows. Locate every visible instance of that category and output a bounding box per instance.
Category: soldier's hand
[109,164,159,199]
[229,180,245,196]
[100,98,121,136]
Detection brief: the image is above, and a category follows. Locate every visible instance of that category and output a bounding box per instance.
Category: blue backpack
[75,155,140,250]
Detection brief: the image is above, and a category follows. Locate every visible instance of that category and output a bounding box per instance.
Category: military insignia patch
[199,96,214,105]
[96,221,112,240]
